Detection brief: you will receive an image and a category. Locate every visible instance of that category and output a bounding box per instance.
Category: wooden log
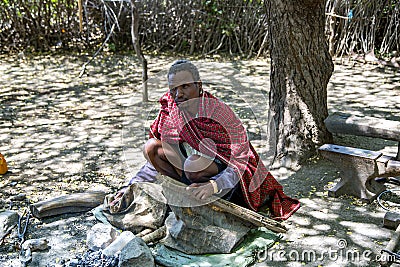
[325,112,400,142]
[387,160,400,174]
[30,192,107,219]
[325,112,400,160]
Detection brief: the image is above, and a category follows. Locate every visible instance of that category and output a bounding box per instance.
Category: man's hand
[186,181,214,200]
[109,186,127,207]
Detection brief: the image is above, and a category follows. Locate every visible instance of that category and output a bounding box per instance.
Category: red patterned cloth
[149,91,300,220]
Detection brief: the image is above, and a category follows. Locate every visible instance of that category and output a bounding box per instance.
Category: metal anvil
[319,144,400,202]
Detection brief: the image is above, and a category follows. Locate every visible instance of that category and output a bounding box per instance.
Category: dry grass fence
[0,0,398,58]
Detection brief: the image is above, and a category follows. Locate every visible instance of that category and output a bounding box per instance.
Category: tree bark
[266,0,334,169]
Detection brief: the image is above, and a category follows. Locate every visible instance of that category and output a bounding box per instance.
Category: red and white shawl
[149,91,300,220]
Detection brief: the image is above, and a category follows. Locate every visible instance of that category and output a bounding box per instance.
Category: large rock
[86,223,118,251]
[118,237,154,267]
[0,210,18,236]
[102,231,135,257]
[162,205,252,254]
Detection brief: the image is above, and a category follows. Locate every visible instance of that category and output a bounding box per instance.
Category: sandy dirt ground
[0,53,399,267]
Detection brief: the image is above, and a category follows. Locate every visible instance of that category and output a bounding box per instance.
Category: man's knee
[184,155,212,183]
[143,139,181,165]
[143,138,162,161]
[184,155,200,171]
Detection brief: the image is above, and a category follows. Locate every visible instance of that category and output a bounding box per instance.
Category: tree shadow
[0,54,399,266]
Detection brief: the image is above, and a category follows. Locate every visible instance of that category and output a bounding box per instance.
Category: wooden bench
[319,112,400,202]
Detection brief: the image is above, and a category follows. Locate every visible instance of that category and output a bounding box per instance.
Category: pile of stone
[0,210,156,267]
[70,223,155,267]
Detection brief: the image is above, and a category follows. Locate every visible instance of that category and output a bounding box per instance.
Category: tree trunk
[266,0,334,169]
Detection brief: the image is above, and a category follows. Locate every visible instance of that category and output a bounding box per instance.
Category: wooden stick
[211,199,287,233]
[159,175,287,233]
[78,0,83,32]
[136,228,153,238]
[141,226,167,244]
[0,225,15,246]
[325,12,349,20]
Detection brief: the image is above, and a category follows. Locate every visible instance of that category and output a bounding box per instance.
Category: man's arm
[187,166,240,200]
[211,166,240,195]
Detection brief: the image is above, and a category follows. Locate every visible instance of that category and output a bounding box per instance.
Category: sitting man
[114,59,299,220]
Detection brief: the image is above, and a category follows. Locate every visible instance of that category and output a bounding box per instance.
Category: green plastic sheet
[152,227,281,267]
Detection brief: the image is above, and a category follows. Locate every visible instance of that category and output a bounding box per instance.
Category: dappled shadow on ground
[260,61,399,267]
[328,62,400,121]
[0,54,399,266]
[0,54,146,202]
[265,157,392,267]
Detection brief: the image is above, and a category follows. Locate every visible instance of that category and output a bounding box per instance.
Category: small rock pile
[74,223,155,267]
[0,210,156,267]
